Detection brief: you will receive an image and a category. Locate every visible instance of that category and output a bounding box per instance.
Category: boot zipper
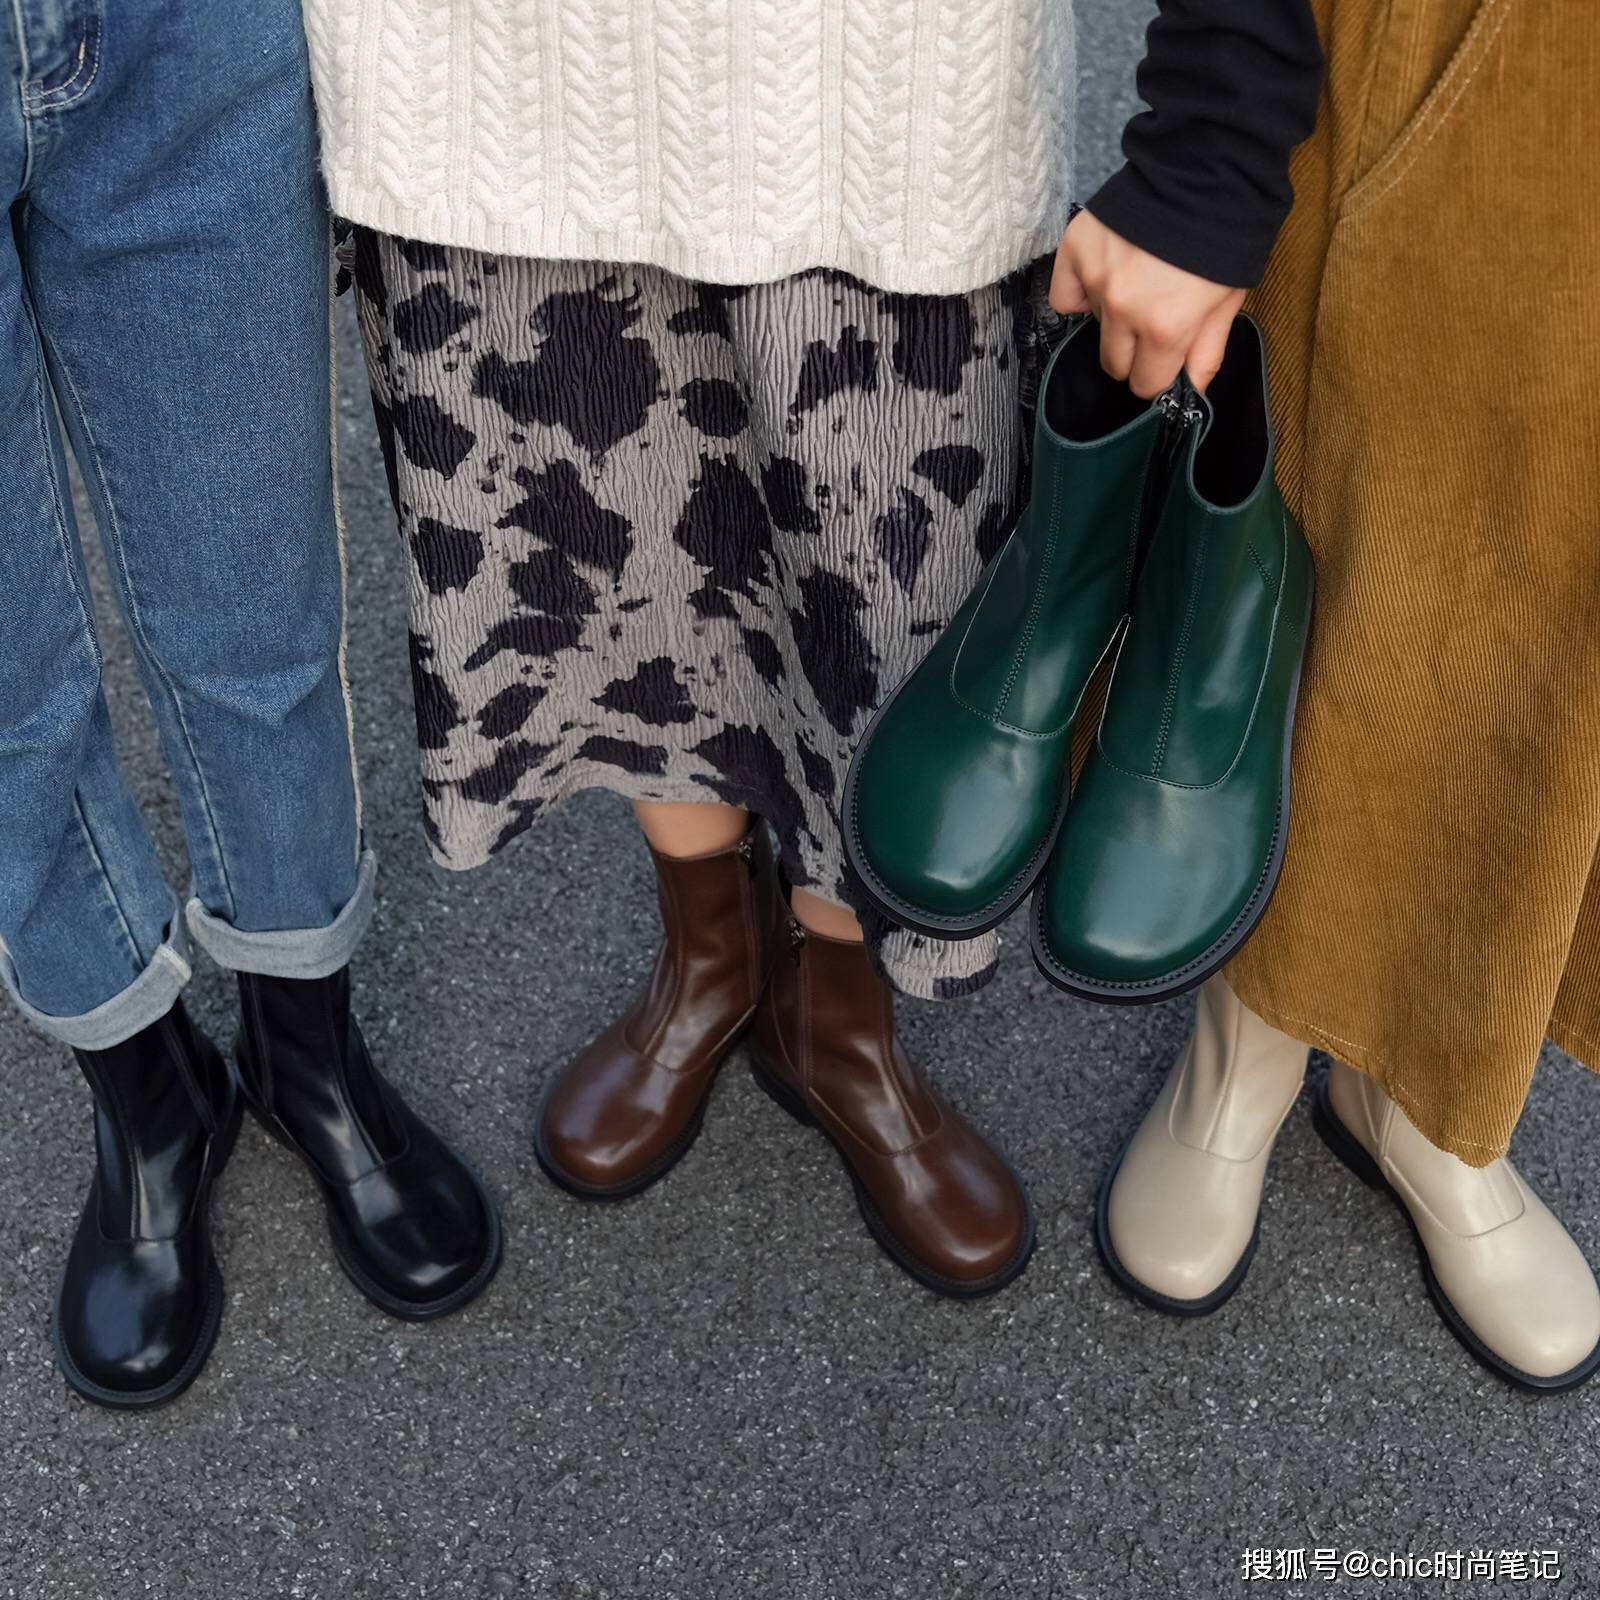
[244,976,275,1114]
[787,916,807,962]
[1153,386,1204,485]
[736,829,761,1000]
[1134,385,1203,581]
[1156,387,1203,429]
[162,1013,221,1139]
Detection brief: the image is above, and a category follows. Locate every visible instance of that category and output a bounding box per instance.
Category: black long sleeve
[1085,0,1325,288]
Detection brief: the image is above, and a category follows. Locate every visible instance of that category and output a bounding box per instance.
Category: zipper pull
[1157,387,1202,428]
[787,916,807,960]
[736,832,756,877]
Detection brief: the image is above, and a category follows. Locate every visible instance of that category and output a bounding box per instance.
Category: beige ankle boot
[1316,1060,1600,1392]
[1099,977,1308,1314]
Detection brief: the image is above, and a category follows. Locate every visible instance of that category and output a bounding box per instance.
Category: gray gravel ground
[4,9,1598,1598]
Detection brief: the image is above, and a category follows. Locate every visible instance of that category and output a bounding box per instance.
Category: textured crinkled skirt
[349,234,1055,999]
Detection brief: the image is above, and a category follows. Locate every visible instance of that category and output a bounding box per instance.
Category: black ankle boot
[55,1002,240,1410]
[235,967,501,1320]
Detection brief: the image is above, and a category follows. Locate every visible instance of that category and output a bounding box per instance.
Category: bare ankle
[632,800,749,858]
[791,887,863,942]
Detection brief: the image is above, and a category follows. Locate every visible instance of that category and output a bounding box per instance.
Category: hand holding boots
[846,313,1313,1004]
[1050,207,1248,397]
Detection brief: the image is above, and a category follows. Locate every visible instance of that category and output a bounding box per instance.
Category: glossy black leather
[236,968,501,1320]
[56,1003,239,1408]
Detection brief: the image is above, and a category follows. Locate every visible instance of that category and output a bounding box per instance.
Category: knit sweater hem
[327,176,1069,296]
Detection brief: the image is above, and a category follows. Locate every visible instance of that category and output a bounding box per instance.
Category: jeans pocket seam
[26,15,103,116]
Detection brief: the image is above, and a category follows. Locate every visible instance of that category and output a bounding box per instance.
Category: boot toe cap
[1039,821,1255,993]
[1103,1129,1264,1308]
[336,1130,500,1312]
[1104,1185,1254,1305]
[348,1188,496,1306]
[534,1032,711,1196]
[934,1209,1033,1288]
[851,720,1065,926]
[56,1246,212,1399]
[59,1320,196,1396]
[536,1111,670,1193]
[1433,1242,1600,1383]
[882,1132,1034,1292]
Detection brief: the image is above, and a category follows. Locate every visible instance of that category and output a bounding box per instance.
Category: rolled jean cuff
[186,846,377,980]
[1,916,193,1052]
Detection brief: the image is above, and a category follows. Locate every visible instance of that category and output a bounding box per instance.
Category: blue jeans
[0,0,372,1049]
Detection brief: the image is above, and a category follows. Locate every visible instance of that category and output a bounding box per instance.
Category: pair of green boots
[844,315,1314,1003]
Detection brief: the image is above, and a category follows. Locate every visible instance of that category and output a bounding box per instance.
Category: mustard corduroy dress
[1226,0,1600,1164]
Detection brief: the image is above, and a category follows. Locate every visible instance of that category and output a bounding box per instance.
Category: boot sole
[748,1049,1036,1299]
[1092,1136,1260,1318]
[1030,564,1315,1006]
[51,1102,242,1412]
[1311,1077,1600,1395]
[247,1103,504,1324]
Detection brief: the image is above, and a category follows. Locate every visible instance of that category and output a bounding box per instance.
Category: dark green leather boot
[1033,315,1314,1002]
[843,318,1178,937]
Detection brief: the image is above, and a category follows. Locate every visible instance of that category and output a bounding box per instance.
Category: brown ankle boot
[750,914,1034,1296]
[536,816,779,1197]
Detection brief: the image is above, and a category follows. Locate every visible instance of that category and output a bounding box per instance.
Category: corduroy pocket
[1337,0,1513,225]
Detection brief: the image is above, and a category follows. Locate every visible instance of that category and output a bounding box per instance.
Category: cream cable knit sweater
[302,0,1075,294]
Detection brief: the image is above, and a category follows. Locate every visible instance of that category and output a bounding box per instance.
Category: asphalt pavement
[3,8,1598,1597]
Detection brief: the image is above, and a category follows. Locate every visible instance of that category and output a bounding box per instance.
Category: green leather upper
[950,400,1156,736]
[1098,454,1286,786]
[1037,316,1314,991]
[846,319,1166,928]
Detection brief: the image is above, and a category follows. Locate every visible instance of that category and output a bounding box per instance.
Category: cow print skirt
[350,233,1056,999]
